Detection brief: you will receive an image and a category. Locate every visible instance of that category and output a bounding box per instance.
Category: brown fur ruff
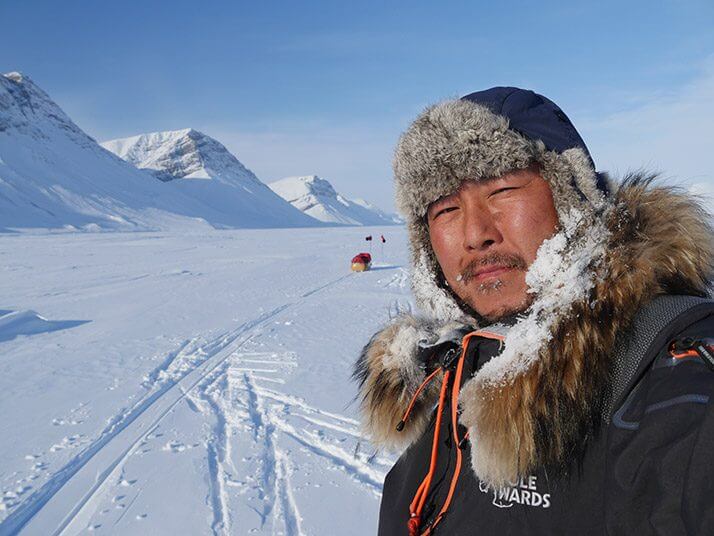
[354,174,713,487]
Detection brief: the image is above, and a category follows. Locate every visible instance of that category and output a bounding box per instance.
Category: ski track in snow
[274,449,303,536]
[380,267,409,291]
[0,272,366,536]
[188,342,390,535]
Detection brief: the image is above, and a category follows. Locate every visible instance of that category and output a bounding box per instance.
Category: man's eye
[434,206,457,218]
[490,186,518,197]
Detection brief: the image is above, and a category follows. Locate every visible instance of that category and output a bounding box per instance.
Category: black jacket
[377,305,714,535]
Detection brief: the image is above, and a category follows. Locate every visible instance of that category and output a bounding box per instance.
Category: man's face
[427,167,560,322]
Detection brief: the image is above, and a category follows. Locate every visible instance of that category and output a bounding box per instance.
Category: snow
[102,128,320,229]
[0,70,410,534]
[103,128,253,187]
[268,175,402,226]
[0,72,318,231]
[352,198,404,225]
[475,208,611,386]
[0,309,90,343]
[0,225,409,535]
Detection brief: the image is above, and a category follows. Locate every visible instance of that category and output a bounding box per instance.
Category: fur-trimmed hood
[355,176,714,488]
[355,88,713,488]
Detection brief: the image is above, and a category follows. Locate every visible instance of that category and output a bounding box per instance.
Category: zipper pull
[440,345,461,370]
[669,337,714,370]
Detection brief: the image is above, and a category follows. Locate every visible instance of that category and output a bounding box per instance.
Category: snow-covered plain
[0,225,410,535]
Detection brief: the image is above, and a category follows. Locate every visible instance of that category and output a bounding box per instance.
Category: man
[354,87,714,535]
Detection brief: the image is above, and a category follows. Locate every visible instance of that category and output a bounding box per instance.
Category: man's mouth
[472,265,511,281]
[456,253,528,286]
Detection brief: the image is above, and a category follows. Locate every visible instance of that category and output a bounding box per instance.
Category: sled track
[181,305,394,534]
[191,350,387,536]
[0,273,353,536]
[188,359,304,536]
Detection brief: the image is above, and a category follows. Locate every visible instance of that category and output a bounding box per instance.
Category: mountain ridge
[269,174,401,226]
[103,129,319,228]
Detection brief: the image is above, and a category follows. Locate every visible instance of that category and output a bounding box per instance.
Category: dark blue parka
[375,301,714,535]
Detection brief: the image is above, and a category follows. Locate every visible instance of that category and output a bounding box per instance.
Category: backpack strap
[604,295,714,423]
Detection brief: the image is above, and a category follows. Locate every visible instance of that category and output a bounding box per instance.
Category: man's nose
[461,205,502,251]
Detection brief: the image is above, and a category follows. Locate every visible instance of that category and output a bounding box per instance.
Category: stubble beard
[454,253,532,323]
[465,289,534,324]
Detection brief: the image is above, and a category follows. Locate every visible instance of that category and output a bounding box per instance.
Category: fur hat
[393,87,613,321]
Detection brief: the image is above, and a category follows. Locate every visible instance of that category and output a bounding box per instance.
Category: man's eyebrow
[431,194,455,205]
[428,194,456,212]
[480,174,523,186]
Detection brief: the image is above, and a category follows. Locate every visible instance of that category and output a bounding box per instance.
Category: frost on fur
[411,249,468,323]
[354,314,470,451]
[475,207,610,387]
[353,315,439,450]
[459,206,611,488]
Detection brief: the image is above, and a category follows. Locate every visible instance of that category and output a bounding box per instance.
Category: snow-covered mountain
[0,72,317,231]
[268,175,401,226]
[102,129,255,184]
[351,197,404,225]
[102,129,318,228]
[0,72,162,231]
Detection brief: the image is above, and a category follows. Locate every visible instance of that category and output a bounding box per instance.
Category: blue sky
[1,0,713,211]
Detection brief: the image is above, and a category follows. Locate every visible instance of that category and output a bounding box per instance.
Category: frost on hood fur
[353,98,714,488]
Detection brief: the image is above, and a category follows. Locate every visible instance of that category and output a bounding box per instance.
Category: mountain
[0,72,317,231]
[102,130,318,228]
[268,175,401,226]
[351,197,404,225]
[0,72,157,230]
[0,71,213,231]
